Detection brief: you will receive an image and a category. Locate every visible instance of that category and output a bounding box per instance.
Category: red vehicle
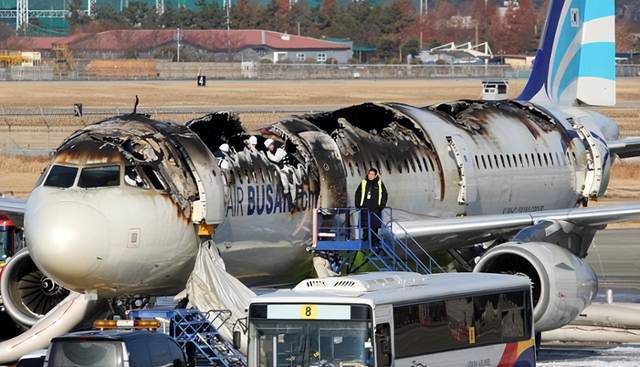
[0,213,18,311]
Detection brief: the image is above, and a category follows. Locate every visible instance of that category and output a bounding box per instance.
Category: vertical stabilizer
[519,0,616,106]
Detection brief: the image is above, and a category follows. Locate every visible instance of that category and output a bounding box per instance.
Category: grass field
[0,79,523,108]
[1,78,639,108]
[0,78,639,199]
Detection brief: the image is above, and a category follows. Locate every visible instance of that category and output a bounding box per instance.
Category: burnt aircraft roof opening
[430,100,560,136]
[187,112,248,153]
[302,103,428,142]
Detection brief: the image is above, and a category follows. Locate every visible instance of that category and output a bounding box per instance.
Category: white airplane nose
[26,202,108,289]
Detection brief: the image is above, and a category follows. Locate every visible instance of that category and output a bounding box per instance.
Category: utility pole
[156,0,165,15]
[88,0,96,16]
[475,22,479,46]
[419,0,428,19]
[176,27,181,62]
[225,0,231,61]
[225,0,230,31]
[16,0,28,32]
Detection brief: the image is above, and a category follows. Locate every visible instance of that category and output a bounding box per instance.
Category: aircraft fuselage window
[474,155,480,169]
[78,165,121,188]
[413,156,421,172]
[481,155,487,169]
[506,154,512,168]
[44,165,79,188]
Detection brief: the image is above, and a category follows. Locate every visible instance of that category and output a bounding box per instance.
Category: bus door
[374,305,393,367]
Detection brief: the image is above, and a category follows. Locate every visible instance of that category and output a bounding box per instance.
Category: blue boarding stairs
[312,207,444,275]
[130,308,247,367]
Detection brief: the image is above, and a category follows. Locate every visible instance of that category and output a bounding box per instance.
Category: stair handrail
[386,217,445,273]
[369,210,430,273]
[171,309,245,367]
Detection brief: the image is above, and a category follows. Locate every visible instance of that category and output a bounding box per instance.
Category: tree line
[8,0,638,63]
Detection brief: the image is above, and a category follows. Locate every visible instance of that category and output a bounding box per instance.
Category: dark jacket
[354,177,388,210]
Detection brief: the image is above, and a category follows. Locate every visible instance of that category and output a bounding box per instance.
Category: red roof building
[3,29,353,64]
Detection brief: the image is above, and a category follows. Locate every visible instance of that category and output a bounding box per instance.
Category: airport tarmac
[588,229,640,302]
[538,345,640,366]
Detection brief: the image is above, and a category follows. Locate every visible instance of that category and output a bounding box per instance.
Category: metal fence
[0,107,325,156]
[617,64,640,77]
[2,62,639,81]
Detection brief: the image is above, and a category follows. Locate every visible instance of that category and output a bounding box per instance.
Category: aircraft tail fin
[518,0,616,106]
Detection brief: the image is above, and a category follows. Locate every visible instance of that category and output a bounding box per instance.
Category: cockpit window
[124,165,149,189]
[78,165,120,188]
[44,165,78,188]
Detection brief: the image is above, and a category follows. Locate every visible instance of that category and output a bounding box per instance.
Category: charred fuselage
[23,101,615,297]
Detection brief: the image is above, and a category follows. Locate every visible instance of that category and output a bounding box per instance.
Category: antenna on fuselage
[133,95,139,114]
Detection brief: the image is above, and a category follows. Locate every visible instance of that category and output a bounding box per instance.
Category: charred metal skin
[25,116,216,296]
[24,99,616,297]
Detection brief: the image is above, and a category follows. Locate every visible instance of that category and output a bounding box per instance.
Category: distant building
[502,55,535,69]
[3,29,353,64]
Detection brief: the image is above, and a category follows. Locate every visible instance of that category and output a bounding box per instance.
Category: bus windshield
[250,319,373,367]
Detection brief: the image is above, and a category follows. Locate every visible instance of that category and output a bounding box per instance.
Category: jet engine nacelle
[474,242,597,332]
[0,249,69,327]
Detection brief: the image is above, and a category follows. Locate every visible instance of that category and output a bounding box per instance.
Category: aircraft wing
[608,137,640,158]
[0,197,26,227]
[392,204,640,251]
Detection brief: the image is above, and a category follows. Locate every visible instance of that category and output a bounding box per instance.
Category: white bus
[247,272,535,367]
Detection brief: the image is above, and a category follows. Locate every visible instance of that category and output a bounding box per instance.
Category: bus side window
[375,323,392,367]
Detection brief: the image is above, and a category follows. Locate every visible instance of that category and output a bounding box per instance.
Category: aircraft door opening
[571,119,605,200]
[174,135,227,225]
[446,135,478,206]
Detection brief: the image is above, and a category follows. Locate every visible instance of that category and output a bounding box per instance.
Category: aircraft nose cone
[26,202,108,288]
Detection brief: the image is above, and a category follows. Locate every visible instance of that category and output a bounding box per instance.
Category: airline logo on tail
[519,0,616,107]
